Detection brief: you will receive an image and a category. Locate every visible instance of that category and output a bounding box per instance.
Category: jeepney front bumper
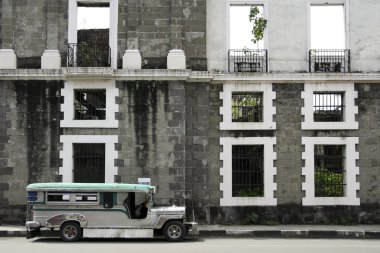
[184,222,199,236]
[26,221,41,239]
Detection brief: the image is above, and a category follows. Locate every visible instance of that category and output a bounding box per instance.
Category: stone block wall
[0,80,62,224]
[118,0,206,69]
[0,0,68,68]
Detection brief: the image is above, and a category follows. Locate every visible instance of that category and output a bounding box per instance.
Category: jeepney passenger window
[47,192,70,202]
[75,193,98,203]
[103,192,114,208]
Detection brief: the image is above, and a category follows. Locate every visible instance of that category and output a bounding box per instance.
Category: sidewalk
[1,225,380,239]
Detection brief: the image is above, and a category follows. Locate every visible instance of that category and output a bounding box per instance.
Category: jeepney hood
[151,206,186,216]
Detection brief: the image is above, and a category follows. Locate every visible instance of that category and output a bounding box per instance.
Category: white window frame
[220,83,276,130]
[307,0,349,51]
[301,83,358,130]
[68,0,118,68]
[61,80,119,128]
[220,137,277,206]
[302,137,359,206]
[59,135,118,183]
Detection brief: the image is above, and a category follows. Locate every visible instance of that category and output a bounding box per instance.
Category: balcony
[228,49,268,73]
[67,43,111,67]
[309,49,350,73]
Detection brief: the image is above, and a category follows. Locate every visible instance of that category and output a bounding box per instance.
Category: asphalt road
[1,237,380,253]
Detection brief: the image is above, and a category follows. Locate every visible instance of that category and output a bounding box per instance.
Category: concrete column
[0,49,17,69]
[41,50,61,69]
[122,49,142,69]
[167,49,186,69]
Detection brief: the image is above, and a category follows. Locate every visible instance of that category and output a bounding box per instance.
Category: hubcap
[168,225,181,238]
[63,225,77,238]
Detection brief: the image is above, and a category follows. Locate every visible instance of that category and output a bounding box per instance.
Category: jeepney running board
[83,228,154,238]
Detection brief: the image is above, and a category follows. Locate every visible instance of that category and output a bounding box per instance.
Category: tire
[163,221,186,242]
[59,221,82,242]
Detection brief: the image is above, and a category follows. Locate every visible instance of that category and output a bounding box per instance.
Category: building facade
[0,0,379,224]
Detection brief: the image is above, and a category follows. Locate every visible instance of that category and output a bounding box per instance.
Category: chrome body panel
[83,228,154,238]
[45,213,87,228]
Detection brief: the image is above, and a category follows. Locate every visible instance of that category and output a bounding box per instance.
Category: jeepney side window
[47,192,71,202]
[103,192,114,208]
[75,193,98,203]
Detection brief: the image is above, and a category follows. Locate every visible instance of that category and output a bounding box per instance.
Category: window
[302,137,359,206]
[313,92,344,122]
[228,3,268,72]
[47,192,98,204]
[73,143,106,183]
[60,135,118,183]
[74,89,106,120]
[232,145,264,197]
[220,83,275,130]
[61,80,118,128]
[301,83,357,130]
[68,0,118,68]
[232,92,263,122]
[309,3,350,72]
[314,145,345,197]
[220,137,276,206]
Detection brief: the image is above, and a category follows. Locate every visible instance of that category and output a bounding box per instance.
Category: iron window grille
[232,92,263,122]
[309,49,350,73]
[228,49,268,73]
[73,143,105,183]
[314,145,345,197]
[67,43,111,67]
[74,89,106,120]
[232,145,264,197]
[313,92,344,122]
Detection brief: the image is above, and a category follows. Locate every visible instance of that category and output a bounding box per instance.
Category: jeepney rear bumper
[184,222,199,236]
[26,221,41,239]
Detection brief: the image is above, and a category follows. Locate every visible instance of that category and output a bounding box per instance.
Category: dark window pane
[232,145,264,197]
[313,92,344,122]
[74,89,106,120]
[314,145,345,197]
[232,92,263,122]
[73,143,105,183]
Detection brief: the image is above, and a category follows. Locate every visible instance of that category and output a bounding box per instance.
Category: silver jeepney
[26,183,199,242]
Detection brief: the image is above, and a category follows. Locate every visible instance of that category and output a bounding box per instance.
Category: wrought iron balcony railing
[309,49,350,73]
[228,49,268,73]
[67,43,111,67]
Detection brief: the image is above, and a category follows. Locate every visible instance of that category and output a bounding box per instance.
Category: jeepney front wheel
[163,220,186,242]
[60,221,82,242]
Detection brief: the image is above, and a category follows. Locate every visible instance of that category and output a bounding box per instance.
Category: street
[1,237,380,253]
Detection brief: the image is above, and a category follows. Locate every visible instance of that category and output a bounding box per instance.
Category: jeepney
[25,183,199,242]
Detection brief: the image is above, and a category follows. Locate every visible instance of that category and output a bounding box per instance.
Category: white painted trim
[68,0,118,68]
[307,0,349,53]
[302,137,360,206]
[220,137,277,206]
[301,83,358,130]
[220,83,276,130]
[59,135,118,183]
[61,80,119,128]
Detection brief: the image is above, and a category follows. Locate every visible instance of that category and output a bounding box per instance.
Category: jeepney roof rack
[26,183,156,193]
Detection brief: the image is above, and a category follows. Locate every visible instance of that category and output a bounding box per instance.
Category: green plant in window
[249,6,267,45]
[315,168,344,197]
[235,187,263,197]
[232,95,261,122]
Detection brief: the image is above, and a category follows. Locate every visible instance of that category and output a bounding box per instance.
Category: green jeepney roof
[26,183,155,193]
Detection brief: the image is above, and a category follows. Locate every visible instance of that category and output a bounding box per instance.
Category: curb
[199,229,380,239]
[0,230,26,237]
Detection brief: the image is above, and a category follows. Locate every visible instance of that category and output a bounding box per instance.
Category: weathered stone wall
[118,0,207,70]
[274,84,303,204]
[0,0,68,68]
[0,81,62,224]
[356,84,380,205]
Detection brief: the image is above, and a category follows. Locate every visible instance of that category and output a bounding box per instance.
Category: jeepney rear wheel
[163,220,186,242]
[60,221,82,242]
